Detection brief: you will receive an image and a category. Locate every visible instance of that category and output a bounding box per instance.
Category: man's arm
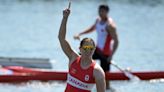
[106,19,119,61]
[58,9,78,63]
[94,64,106,92]
[74,21,96,40]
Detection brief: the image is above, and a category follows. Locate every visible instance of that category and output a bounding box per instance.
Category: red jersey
[65,57,96,92]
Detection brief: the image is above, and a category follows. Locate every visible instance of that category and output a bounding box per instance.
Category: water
[0,0,164,92]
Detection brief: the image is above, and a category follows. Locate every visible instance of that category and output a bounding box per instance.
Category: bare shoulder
[107,17,116,29]
[106,17,117,34]
[93,63,105,80]
[69,51,79,66]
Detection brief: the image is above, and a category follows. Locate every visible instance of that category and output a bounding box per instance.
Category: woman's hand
[63,9,70,18]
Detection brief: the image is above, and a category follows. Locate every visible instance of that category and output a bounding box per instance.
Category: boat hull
[0,66,164,83]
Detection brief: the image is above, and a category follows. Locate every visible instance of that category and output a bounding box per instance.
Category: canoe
[0,66,164,83]
[0,57,52,69]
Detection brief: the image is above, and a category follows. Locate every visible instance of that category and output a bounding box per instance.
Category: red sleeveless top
[65,57,96,92]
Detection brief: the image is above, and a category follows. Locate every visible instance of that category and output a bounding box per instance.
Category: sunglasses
[82,46,95,51]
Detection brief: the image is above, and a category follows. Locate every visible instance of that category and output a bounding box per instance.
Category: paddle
[111,61,140,81]
[68,0,71,9]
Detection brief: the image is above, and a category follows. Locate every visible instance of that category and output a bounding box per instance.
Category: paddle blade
[123,70,140,81]
[111,61,140,81]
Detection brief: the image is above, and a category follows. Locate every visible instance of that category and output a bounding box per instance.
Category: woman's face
[80,40,95,57]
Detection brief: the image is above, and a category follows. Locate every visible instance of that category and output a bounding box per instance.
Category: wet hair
[99,4,110,12]
[80,38,95,47]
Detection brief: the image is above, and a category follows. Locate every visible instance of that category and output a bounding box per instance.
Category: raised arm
[58,9,78,63]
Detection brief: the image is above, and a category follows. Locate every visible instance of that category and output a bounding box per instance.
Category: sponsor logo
[71,68,76,74]
[101,29,104,32]
[68,76,88,88]
[67,74,94,91]
[85,75,89,81]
